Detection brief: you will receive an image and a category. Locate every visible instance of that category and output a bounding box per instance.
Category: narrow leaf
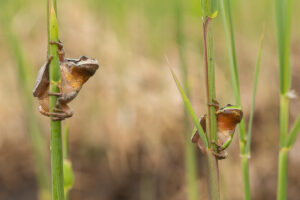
[286,116,300,148]
[246,31,264,153]
[169,67,208,148]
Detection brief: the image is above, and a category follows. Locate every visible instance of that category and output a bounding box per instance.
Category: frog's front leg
[212,135,233,152]
[48,90,78,106]
[208,99,220,110]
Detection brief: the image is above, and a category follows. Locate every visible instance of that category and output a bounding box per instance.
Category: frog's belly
[217,130,232,145]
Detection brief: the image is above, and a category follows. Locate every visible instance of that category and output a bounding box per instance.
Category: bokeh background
[0,0,299,199]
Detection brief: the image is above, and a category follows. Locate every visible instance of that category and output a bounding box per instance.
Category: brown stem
[203,17,213,145]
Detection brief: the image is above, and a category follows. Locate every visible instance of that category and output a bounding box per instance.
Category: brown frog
[33,41,99,120]
[191,100,243,159]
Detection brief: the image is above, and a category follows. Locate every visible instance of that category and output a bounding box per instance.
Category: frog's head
[217,104,243,124]
[67,56,99,77]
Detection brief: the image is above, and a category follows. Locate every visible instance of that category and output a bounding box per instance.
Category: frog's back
[33,61,49,97]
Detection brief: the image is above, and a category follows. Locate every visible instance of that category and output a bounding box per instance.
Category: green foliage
[275,0,293,94]
[169,68,208,147]
[0,1,51,199]
[246,33,264,153]
[220,0,264,199]
[63,160,74,199]
[201,0,218,19]
[286,117,300,148]
[48,2,64,200]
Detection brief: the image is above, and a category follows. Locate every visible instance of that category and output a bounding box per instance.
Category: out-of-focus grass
[0,0,299,199]
[174,0,198,199]
[0,1,50,199]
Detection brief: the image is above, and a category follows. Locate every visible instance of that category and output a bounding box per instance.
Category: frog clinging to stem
[33,41,99,120]
[191,100,243,159]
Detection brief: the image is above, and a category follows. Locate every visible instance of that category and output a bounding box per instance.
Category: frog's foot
[211,141,225,151]
[39,106,69,121]
[53,107,73,118]
[208,99,220,110]
[49,40,63,49]
[211,150,228,160]
[49,40,65,62]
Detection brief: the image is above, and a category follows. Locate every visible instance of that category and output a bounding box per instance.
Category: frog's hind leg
[39,106,70,121]
[53,104,73,119]
[210,150,228,160]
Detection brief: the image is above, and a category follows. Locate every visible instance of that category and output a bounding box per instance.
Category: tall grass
[174,0,198,199]
[170,0,220,199]
[47,1,64,199]
[0,1,51,199]
[219,0,264,199]
[201,0,219,199]
[275,0,300,199]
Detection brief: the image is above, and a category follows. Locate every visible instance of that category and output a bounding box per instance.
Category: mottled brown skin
[33,41,99,120]
[192,102,243,160]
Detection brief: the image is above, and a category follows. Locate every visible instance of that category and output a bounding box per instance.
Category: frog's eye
[226,104,232,107]
[80,56,88,61]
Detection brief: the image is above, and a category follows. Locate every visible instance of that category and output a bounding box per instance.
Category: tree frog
[191,101,243,159]
[33,41,99,120]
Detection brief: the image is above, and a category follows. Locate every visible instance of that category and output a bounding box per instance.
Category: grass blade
[286,116,300,148]
[169,67,208,148]
[246,31,264,153]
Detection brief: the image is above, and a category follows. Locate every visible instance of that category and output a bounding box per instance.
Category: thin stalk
[286,117,300,148]
[203,18,217,148]
[175,0,198,199]
[48,2,64,200]
[219,1,249,199]
[246,33,264,153]
[241,156,250,200]
[275,0,294,199]
[64,125,69,160]
[169,67,208,147]
[277,148,289,200]
[201,0,219,199]
[63,125,74,200]
[201,3,220,200]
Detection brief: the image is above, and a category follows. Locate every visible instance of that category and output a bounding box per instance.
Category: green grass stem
[277,148,289,200]
[48,2,64,200]
[220,1,265,199]
[201,0,220,199]
[246,32,264,153]
[286,117,300,148]
[169,67,208,147]
[275,0,294,199]
[63,125,74,200]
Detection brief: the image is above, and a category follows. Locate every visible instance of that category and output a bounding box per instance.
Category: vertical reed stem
[48,2,64,199]
[203,15,219,200]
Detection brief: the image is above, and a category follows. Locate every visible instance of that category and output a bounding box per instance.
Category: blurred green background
[0,0,299,199]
